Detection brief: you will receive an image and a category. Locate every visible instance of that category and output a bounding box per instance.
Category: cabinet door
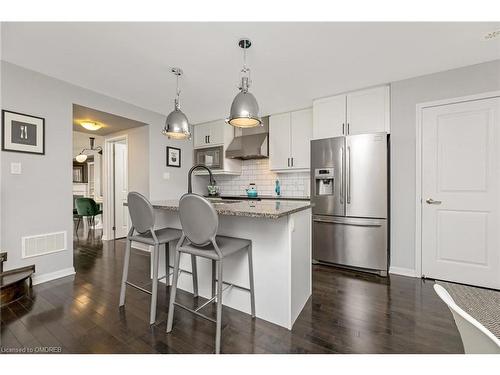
[346,86,390,135]
[194,123,211,148]
[290,108,312,169]
[313,94,346,139]
[208,120,224,145]
[269,112,291,170]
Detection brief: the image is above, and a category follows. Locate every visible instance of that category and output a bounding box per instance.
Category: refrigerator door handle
[340,147,344,204]
[346,146,351,204]
[313,217,383,227]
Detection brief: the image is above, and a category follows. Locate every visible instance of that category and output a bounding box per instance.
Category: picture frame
[2,110,45,155]
[166,146,181,168]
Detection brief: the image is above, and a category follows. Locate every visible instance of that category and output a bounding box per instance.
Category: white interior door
[421,97,500,289]
[114,141,129,239]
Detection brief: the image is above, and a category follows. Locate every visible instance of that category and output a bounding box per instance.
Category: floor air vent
[22,231,67,258]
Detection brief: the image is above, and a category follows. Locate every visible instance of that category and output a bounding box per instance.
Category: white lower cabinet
[269,108,312,172]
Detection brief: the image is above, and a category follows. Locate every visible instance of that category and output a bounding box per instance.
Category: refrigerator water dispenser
[314,168,334,196]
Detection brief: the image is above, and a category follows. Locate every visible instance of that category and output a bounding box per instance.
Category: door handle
[346,146,351,204]
[426,198,442,205]
[339,147,344,204]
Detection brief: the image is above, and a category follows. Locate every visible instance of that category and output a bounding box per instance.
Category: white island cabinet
[151,199,312,330]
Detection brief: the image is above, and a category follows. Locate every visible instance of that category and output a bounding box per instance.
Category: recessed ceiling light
[483,30,500,40]
[80,121,102,131]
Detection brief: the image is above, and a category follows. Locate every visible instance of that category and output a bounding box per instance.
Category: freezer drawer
[312,215,388,272]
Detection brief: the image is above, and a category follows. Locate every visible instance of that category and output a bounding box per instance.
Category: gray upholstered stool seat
[178,236,251,260]
[166,193,255,354]
[129,227,182,246]
[119,192,197,325]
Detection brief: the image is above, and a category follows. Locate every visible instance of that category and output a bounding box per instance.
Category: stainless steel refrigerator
[311,133,389,276]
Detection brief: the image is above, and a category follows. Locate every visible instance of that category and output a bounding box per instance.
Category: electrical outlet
[163,172,170,180]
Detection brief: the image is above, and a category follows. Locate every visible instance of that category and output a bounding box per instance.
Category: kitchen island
[149,198,312,330]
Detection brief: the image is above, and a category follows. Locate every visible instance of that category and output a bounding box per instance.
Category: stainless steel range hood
[225,116,269,160]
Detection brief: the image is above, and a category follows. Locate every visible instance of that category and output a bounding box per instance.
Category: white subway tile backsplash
[212,159,310,198]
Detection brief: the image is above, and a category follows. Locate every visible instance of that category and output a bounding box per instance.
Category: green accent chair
[75,198,102,232]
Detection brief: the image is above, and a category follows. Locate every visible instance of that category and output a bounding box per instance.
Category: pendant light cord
[240,42,251,92]
[175,72,181,109]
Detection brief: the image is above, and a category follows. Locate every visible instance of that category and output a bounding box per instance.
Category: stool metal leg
[119,238,132,306]
[166,250,181,333]
[215,259,223,354]
[150,243,160,325]
[211,260,216,298]
[165,243,170,286]
[191,255,199,297]
[248,243,256,318]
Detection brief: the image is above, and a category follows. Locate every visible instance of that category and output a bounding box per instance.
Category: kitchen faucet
[187,164,214,194]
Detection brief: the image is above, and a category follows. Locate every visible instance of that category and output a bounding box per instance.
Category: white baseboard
[389,266,418,278]
[32,267,76,285]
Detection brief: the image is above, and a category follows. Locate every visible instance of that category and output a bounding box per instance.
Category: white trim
[103,134,129,240]
[415,90,500,279]
[389,266,417,278]
[32,267,76,285]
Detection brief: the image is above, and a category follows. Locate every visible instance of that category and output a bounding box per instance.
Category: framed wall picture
[166,146,181,168]
[2,110,45,155]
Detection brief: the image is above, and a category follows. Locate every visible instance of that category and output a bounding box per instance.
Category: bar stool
[166,193,256,354]
[119,192,199,325]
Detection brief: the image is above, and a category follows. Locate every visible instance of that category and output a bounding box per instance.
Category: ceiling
[73,104,147,136]
[3,22,500,124]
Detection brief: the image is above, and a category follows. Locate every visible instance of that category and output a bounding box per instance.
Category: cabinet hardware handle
[291,158,294,167]
[287,158,290,167]
[347,123,350,134]
[342,123,345,135]
[208,135,210,143]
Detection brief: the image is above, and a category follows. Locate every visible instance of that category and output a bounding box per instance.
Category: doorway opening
[72,104,149,243]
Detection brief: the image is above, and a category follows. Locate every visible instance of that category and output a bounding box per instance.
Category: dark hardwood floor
[0,228,464,354]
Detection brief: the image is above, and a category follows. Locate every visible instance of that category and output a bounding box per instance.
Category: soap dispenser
[275,179,281,196]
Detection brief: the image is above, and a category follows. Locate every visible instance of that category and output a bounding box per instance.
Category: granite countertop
[205,195,310,201]
[148,199,313,219]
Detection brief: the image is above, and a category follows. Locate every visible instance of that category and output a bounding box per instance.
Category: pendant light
[226,38,262,128]
[75,137,102,163]
[162,67,191,140]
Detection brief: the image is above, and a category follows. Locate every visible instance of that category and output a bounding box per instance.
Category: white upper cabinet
[192,119,241,175]
[312,85,390,139]
[346,86,390,135]
[269,112,291,170]
[193,120,225,148]
[313,94,346,139]
[269,108,312,171]
[290,109,313,169]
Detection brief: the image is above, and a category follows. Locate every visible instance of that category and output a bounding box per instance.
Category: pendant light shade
[162,68,191,140]
[75,153,88,163]
[226,39,262,128]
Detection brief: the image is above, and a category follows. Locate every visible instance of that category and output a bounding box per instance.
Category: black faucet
[188,164,214,194]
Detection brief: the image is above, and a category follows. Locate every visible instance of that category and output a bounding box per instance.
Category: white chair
[434,284,500,354]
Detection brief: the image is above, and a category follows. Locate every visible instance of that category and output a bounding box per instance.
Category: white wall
[390,59,500,273]
[0,61,192,281]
